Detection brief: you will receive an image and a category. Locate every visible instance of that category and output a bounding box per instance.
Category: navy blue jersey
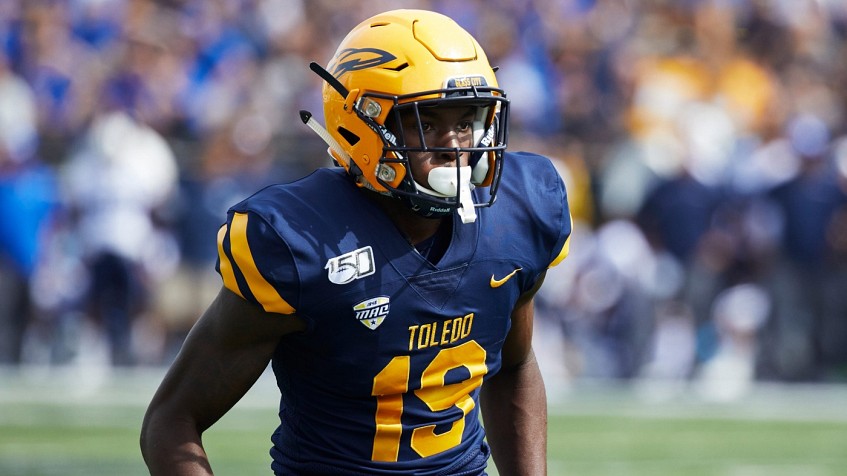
[216,151,571,475]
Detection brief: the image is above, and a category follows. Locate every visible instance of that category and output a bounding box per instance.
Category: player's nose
[434,130,465,164]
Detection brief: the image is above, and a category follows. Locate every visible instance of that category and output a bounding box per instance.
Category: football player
[141,9,571,476]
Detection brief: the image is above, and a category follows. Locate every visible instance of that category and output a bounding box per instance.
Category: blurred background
[2,0,847,403]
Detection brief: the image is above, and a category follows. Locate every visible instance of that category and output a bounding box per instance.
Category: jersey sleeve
[215,210,299,315]
[517,152,573,270]
[547,177,572,270]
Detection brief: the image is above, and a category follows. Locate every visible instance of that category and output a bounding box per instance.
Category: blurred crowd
[2,0,847,395]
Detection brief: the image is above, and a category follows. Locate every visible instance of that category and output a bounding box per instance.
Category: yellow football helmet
[313,9,509,221]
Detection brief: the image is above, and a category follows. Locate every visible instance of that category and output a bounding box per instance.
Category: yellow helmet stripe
[228,212,296,315]
[217,224,243,298]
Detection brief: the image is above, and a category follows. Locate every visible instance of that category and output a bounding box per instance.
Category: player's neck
[387,205,445,246]
[395,213,446,246]
[368,191,446,245]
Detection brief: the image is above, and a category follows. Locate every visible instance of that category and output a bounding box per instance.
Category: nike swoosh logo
[490,268,522,288]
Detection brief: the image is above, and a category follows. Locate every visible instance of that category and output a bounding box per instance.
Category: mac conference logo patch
[353,296,390,330]
[330,48,397,78]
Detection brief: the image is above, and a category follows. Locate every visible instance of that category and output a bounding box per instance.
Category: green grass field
[2,367,846,476]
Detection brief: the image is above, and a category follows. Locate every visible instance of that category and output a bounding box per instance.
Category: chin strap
[456,182,477,224]
[299,110,351,168]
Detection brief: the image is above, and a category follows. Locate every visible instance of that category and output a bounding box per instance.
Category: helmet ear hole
[337,127,360,146]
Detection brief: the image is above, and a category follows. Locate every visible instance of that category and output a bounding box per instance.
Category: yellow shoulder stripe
[227,212,296,315]
[217,224,243,298]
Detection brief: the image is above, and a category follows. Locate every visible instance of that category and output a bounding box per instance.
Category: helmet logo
[330,48,397,78]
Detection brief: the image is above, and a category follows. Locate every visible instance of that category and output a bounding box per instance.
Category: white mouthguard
[416,166,478,223]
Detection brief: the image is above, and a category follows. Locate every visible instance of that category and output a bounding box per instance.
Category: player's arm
[140,286,305,475]
[480,272,547,476]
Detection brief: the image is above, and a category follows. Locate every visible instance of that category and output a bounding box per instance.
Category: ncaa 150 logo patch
[325,246,376,285]
[353,296,390,330]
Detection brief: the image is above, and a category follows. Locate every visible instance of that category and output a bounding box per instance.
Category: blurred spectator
[152,111,304,362]
[764,116,847,380]
[61,108,178,365]
[695,282,771,401]
[0,49,57,364]
[537,219,659,380]
[17,0,101,163]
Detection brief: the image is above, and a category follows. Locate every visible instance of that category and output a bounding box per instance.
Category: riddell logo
[330,48,397,78]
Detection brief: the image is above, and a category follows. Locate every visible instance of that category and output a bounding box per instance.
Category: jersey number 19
[371,340,487,462]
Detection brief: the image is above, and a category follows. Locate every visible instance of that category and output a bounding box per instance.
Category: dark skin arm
[140,287,305,475]
[480,272,548,476]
